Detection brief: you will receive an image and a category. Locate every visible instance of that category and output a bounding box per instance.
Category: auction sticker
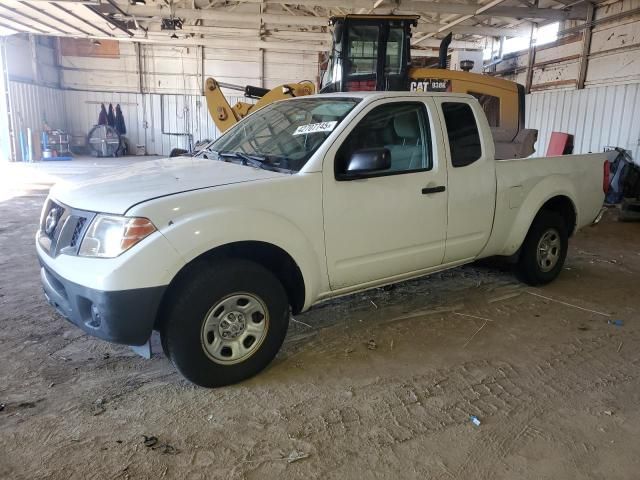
[293,121,337,136]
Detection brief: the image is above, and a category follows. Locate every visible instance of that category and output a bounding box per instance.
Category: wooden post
[577,2,595,89]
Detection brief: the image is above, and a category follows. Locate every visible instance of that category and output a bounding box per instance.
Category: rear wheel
[160,259,290,387]
[517,211,568,286]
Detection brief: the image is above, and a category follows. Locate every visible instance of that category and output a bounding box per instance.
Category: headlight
[79,215,157,258]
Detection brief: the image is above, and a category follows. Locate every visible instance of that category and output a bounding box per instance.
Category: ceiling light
[130,0,146,4]
[170,33,178,40]
[92,39,102,46]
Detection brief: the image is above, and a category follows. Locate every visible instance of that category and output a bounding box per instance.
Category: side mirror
[338,148,391,180]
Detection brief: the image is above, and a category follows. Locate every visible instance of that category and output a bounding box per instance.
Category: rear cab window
[441,102,482,167]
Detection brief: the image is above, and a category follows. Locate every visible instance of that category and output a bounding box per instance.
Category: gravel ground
[1,159,639,479]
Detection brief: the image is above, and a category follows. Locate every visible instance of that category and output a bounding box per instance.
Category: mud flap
[131,340,152,359]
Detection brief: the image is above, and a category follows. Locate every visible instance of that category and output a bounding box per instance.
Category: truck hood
[50,157,285,214]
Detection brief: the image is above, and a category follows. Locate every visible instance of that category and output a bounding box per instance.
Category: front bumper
[39,255,166,346]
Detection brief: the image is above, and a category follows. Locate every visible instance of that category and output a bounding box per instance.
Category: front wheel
[160,259,290,387]
[517,211,568,286]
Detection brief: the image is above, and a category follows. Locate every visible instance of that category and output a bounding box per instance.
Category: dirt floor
[1,159,639,479]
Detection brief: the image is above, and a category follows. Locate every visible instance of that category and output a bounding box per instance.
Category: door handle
[422,185,446,194]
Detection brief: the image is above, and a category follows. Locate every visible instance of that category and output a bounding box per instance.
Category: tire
[160,259,290,387]
[517,210,568,286]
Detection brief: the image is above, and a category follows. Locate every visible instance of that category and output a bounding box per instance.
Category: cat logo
[410,79,451,92]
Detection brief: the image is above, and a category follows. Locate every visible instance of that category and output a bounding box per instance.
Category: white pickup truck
[37,92,608,387]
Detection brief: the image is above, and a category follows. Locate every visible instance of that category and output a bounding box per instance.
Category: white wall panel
[62,89,246,157]
[586,50,640,86]
[59,44,320,94]
[5,35,59,87]
[5,36,35,83]
[204,49,260,85]
[590,19,640,54]
[9,81,66,161]
[264,51,318,87]
[63,90,145,153]
[526,83,640,160]
[0,45,11,162]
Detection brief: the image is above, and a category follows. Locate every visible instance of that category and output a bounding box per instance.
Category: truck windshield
[200,97,360,172]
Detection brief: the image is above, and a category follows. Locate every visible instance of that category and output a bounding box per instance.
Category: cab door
[433,98,496,263]
[322,98,448,290]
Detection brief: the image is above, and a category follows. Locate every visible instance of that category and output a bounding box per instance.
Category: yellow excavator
[204,78,316,133]
[204,15,536,158]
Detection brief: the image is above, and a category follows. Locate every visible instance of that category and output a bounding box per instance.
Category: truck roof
[299,91,476,101]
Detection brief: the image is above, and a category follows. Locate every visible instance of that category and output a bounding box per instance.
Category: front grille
[69,217,86,247]
[42,200,65,240]
[38,199,94,257]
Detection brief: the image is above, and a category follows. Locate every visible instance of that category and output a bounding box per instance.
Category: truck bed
[482,152,607,257]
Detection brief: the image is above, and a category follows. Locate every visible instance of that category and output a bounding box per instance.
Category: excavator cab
[320,15,418,94]
[319,14,536,158]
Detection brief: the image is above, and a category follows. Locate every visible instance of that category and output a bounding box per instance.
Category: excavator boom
[204,78,315,133]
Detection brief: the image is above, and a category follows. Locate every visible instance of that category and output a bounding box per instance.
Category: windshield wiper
[218,151,271,170]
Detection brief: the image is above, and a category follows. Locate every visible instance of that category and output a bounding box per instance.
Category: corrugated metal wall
[526,83,640,161]
[62,90,247,156]
[9,81,66,161]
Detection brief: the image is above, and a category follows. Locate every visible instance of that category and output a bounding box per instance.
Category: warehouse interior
[1,0,640,478]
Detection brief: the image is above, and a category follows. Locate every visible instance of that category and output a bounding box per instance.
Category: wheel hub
[200,293,269,365]
[536,228,561,273]
[218,312,246,339]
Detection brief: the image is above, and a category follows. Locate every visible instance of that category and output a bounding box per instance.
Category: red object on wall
[546,132,574,156]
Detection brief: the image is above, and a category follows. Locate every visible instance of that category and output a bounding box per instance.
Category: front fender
[497,175,578,256]
[159,206,325,309]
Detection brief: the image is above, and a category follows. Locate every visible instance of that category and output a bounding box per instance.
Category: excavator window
[321,16,415,94]
[346,24,379,92]
[386,28,404,75]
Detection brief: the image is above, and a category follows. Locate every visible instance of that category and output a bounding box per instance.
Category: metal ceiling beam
[50,3,115,37]
[130,33,480,51]
[0,13,47,33]
[123,5,329,27]
[18,1,92,36]
[121,2,586,26]
[402,1,587,20]
[412,0,509,45]
[487,5,587,20]
[217,0,374,7]
[156,24,331,42]
[85,4,134,36]
[414,23,530,37]
[0,3,70,34]
[136,34,331,51]
[0,21,20,35]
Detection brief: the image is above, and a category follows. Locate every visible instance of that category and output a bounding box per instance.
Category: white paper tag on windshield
[293,121,337,136]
